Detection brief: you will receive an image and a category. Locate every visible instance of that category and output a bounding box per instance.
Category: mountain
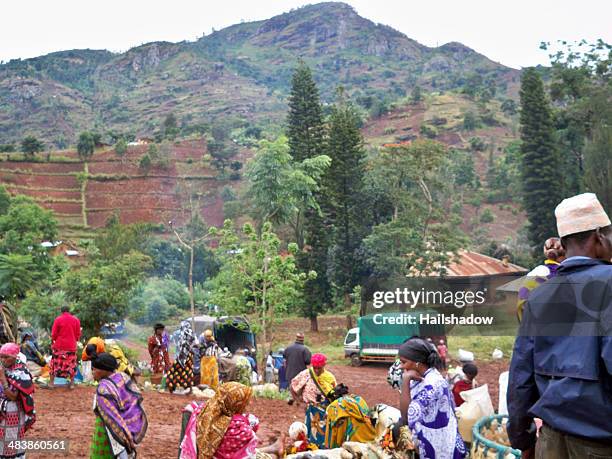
[0,2,519,147]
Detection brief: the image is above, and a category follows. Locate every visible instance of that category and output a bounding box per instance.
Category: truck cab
[344,312,445,366]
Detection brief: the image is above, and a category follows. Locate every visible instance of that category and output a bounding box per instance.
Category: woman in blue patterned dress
[397,337,467,459]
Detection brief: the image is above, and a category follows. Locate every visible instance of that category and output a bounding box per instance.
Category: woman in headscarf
[290,353,336,448]
[517,237,566,322]
[199,329,220,390]
[0,343,36,458]
[148,323,171,384]
[90,353,148,458]
[20,332,46,377]
[397,337,466,459]
[191,382,284,459]
[166,321,195,393]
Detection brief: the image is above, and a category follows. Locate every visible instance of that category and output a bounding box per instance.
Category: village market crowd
[0,192,609,458]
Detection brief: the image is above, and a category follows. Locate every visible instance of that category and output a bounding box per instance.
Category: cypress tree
[286,60,330,331]
[519,68,565,251]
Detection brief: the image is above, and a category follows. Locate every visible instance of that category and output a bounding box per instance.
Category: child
[452,363,478,407]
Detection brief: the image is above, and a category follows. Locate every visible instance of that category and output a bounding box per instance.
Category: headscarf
[1,349,36,431]
[196,382,253,459]
[543,237,565,261]
[0,342,20,356]
[177,321,195,367]
[398,338,443,370]
[92,352,119,372]
[311,353,326,368]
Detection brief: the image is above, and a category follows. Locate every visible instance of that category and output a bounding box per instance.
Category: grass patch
[447,335,514,362]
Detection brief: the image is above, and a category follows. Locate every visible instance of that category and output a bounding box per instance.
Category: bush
[419,124,438,139]
[480,208,495,223]
[463,111,480,131]
[383,127,397,135]
[223,201,242,219]
[469,137,486,152]
[220,186,236,202]
[139,154,152,171]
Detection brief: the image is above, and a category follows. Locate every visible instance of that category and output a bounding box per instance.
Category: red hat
[0,343,20,357]
[311,353,327,368]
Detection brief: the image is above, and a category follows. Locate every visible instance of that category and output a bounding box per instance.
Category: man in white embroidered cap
[507,193,612,459]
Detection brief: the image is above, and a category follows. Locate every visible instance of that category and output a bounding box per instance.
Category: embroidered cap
[555,193,611,238]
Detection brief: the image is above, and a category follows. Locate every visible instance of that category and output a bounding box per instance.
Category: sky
[1,0,610,69]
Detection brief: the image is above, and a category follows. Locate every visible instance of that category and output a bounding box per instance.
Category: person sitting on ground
[90,353,148,459]
[290,353,337,448]
[517,237,566,322]
[452,363,478,407]
[166,321,196,394]
[83,338,141,382]
[193,382,285,459]
[397,337,467,459]
[0,343,36,458]
[324,389,377,448]
[20,332,46,377]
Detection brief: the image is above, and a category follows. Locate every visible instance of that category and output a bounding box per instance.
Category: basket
[471,414,521,459]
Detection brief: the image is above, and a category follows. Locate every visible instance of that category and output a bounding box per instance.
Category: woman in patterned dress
[166,321,195,393]
[0,343,35,459]
[397,338,467,459]
[147,323,171,384]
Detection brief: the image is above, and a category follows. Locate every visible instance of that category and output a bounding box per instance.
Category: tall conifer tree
[325,92,367,307]
[286,60,330,331]
[519,68,565,251]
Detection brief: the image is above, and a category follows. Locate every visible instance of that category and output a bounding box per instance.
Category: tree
[286,60,331,330]
[362,140,465,278]
[163,113,179,140]
[21,136,44,158]
[584,123,612,212]
[209,220,312,354]
[139,153,152,171]
[245,136,330,243]
[0,196,58,274]
[77,131,95,160]
[0,186,10,216]
[463,112,479,131]
[501,99,517,116]
[94,214,155,261]
[62,252,151,335]
[0,254,40,301]
[115,138,128,159]
[519,68,565,250]
[410,85,423,104]
[169,214,213,327]
[325,94,368,307]
[286,60,326,163]
[20,290,68,331]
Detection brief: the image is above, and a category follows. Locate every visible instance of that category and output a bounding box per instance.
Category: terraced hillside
[0,139,230,237]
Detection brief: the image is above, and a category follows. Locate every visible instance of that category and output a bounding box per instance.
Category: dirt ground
[29,360,508,458]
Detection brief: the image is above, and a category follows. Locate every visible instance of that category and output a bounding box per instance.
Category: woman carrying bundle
[397,337,467,459]
[290,353,336,448]
[90,353,148,458]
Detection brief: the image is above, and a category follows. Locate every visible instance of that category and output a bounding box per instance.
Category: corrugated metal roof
[408,250,528,277]
[438,250,528,277]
